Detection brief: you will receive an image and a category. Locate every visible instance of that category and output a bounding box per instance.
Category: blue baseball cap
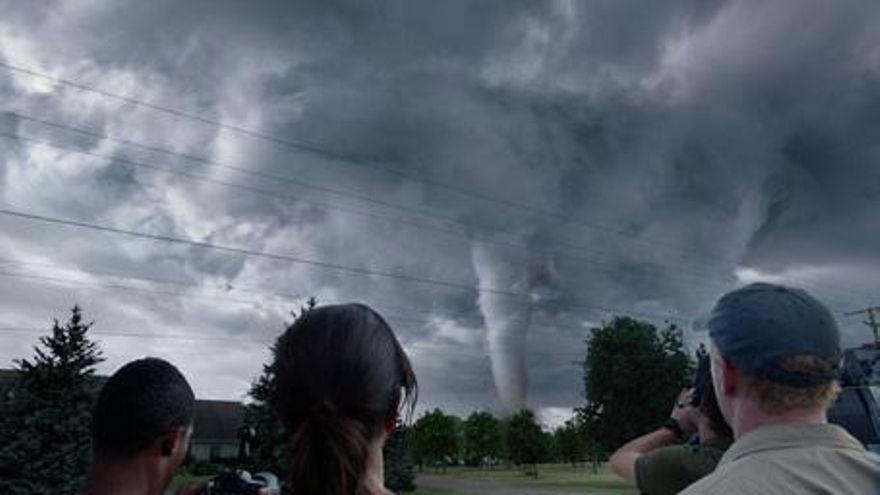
[707,282,841,388]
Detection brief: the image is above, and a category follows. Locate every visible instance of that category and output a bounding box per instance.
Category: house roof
[0,369,18,392]
[0,369,244,442]
[193,400,244,442]
[0,368,18,383]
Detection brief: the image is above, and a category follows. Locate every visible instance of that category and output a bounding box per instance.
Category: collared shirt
[634,437,732,495]
[680,422,880,494]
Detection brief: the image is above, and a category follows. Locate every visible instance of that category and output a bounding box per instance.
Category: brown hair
[738,355,840,413]
[270,303,417,494]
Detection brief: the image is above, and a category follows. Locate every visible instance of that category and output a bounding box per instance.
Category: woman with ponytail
[270,303,418,495]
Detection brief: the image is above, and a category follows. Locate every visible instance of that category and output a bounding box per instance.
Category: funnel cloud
[472,244,537,410]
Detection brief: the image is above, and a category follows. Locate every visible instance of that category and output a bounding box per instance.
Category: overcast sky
[1,0,879,425]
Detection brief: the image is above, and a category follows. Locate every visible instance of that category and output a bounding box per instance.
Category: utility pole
[845,307,880,345]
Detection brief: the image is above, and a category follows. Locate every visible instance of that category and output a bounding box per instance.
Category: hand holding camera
[668,388,700,438]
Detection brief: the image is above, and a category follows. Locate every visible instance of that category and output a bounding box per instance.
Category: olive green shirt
[680,423,880,495]
[634,437,732,495]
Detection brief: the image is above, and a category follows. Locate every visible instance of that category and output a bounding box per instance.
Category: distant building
[0,369,243,462]
[0,368,17,387]
[190,400,244,462]
[0,368,18,400]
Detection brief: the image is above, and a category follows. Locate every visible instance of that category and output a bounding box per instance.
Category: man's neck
[78,459,164,495]
[729,399,827,440]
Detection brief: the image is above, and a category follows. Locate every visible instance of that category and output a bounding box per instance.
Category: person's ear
[384,390,402,434]
[159,431,176,457]
[159,426,190,458]
[718,355,738,395]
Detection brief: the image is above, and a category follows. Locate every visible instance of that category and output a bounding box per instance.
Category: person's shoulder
[638,444,692,470]
[636,444,721,495]
[678,454,770,495]
[678,468,747,495]
[639,443,722,475]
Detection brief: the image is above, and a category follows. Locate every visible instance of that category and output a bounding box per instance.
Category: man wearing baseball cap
[681,283,879,494]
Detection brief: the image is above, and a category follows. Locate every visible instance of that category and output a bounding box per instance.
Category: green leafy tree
[462,411,505,468]
[539,429,558,463]
[505,409,544,477]
[579,317,692,454]
[554,418,588,467]
[410,409,460,471]
[383,423,416,492]
[0,306,104,495]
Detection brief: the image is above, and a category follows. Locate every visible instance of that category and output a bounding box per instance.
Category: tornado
[472,244,533,411]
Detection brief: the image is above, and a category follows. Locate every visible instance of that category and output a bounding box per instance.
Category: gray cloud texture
[1,0,879,419]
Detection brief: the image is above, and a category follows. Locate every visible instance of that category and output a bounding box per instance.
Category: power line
[0,271,591,355]
[0,268,282,307]
[0,206,687,322]
[1,111,724,271]
[4,113,869,304]
[2,126,719,283]
[0,256,438,323]
[0,206,517,296]
[0,326,268,344]
[0,326,586,358]
[0,132,746,297]
[4,110,445,225]
[0,264,443,329]
[0,256,640,335]
[8,129,866,305]
[0,62,740,258]
[0,252,863,357]
[0,256,302,301]
[2,72,866,316]
[1,130,526,247]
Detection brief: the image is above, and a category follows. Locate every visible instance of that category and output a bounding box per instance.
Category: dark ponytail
[271,304,417,494]
[288,402,372,494]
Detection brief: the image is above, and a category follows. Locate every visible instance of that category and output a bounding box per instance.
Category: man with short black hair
[681,283,880,494]
[78,357,196,495]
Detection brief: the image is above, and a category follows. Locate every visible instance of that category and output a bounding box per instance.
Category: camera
[689,354,714,407]
[206,470,280,495]
[204,425,281,494]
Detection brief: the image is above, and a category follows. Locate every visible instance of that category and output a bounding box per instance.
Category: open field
[168,463,637,495]
[412,464,638,495]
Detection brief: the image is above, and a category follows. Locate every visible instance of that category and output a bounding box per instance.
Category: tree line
[407,407,592,477]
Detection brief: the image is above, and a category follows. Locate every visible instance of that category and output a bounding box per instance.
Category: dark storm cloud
[1,0,879,418]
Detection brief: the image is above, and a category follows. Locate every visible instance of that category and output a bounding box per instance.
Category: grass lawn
[414,463,638,494]
[167,464,637,495]
[166,473,212,493]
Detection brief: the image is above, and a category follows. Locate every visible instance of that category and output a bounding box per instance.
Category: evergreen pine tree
[243,358,289,475]
[243,297,316,475]
[0,306,104,495]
